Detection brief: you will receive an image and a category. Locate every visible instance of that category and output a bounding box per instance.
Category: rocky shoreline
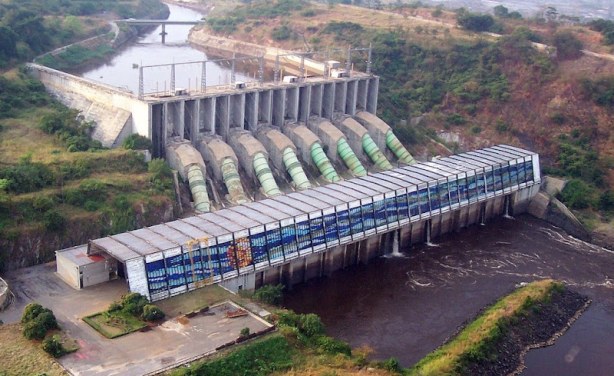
[460,287,590,376]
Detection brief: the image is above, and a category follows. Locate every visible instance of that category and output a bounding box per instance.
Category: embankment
[409,280,590,376]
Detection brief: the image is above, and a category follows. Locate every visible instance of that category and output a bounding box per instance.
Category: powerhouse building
[57,144,540,300]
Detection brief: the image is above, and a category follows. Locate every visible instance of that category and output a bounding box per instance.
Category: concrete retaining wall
[27,64,150,147]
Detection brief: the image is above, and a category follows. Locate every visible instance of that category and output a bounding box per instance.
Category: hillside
[0,0,176,272]
[191,0,614,243]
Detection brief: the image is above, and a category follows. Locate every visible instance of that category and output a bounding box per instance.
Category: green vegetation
[589,19,614,45]
[552,31,583,60]
[172,335,295,376]
[84,311,147,339]
[408,280,564,375]
[493,5,522,20]
[123,133,153,152]
[0,0,164,67]
[0,72,49,119]
[252,283,284,305]
[456,10,499,33]
[271,25,294,41]
[21,303,59,340]
[42,335,67,358]
[19,303,76,358]
[207,0,306,34]
[37,44,115,72]
[39,108,103,152]
[172,309,361,376]
[547,130,612,215]
[83,293,165,339]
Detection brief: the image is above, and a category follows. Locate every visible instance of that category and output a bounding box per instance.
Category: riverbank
[36,4,170,74]
[409,280,590,376]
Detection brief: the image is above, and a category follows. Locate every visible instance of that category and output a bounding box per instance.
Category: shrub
[599,190,614,212]
[457,12,496,32]
[141,304,164,321]
[240,327,251,338]
[553,31,583,60]
[315,336,352,356]
[36,311,59,331]
[33,196,54,212]
[445,113,466,126]
[108,302,122,312]
[560,179,596,209]
[253,284,284,305]
[148,158,173,192]
[271,25,292,41]
[22,303,45,323]
[23,320,48,340]
[21,304,58,340]
[381,357,402,372]
[121,292,148,316]
[0,159,54,194]
[122,134,152,152]
[300,313,325,338]
[495,119,510,133]
[43,210,65,232]
[300,9,316,17]
[42,335,65,358]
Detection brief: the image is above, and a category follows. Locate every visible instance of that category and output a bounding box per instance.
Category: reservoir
[284,215,614,375]
[81,3,250,94]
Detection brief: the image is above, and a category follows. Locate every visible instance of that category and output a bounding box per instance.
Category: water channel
[284,215,614,374]
[81,3,250,94]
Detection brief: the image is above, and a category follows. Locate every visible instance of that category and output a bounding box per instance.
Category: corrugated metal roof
[132,228,179,249]
[148,223,193,245]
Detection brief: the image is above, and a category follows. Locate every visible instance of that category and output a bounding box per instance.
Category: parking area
[0,262,272,376]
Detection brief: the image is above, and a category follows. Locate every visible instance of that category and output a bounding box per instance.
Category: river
[81,3,250,94]
[283,215,614,375]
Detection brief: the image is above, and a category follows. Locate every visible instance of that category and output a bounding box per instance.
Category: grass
[83,311,147,339]
[170,334,294,376]
[0,323,67,376]
[408,279,560,376]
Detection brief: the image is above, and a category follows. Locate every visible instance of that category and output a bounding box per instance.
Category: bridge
[118,19,205,43]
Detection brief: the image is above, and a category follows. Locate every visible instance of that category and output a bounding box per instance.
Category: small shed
[56,245,118,289]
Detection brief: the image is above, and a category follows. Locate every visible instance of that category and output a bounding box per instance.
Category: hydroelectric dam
[29,46,542,300]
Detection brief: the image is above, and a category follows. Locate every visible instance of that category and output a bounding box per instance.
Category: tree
[0,26,18,62]
[553,31,583,60]
[544,6,558,23]
[457,12,495,32]
[493,5,509,18]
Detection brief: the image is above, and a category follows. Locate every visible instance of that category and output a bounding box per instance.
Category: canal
[284,215,614,375]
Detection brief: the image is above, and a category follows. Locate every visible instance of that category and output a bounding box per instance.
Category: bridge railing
[138,56,265,99]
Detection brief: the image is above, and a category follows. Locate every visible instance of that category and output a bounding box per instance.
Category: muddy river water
[81,3,248,94]
[284,215,614,374]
